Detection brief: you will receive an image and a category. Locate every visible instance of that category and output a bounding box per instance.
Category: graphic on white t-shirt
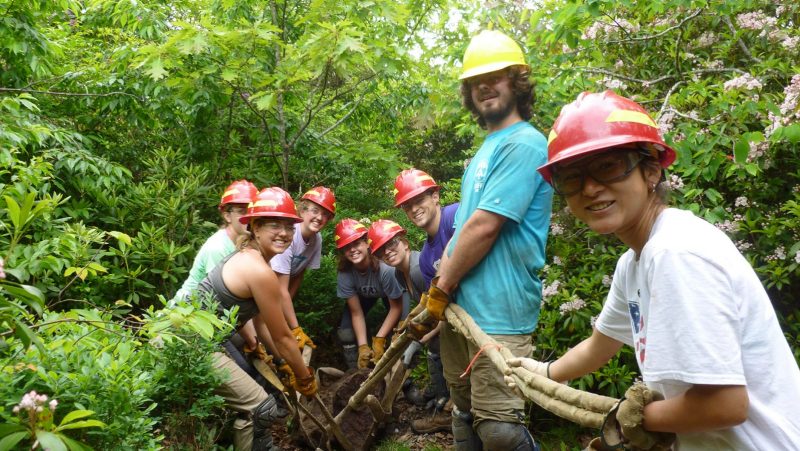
[628,300,646,363]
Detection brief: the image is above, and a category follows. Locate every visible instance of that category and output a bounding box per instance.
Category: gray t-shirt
[337,261,404,301]
[269,227,321,276]
[394,251,426,303]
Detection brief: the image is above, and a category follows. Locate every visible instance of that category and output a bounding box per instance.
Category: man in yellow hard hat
[415,29,553,450]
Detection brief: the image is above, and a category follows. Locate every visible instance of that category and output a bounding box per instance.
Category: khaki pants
[212,352,269,450]
[440,324,532,427]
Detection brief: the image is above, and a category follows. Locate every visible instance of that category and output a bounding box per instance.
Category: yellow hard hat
[459,30,528,80]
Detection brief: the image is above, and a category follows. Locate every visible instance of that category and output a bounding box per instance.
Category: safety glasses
[551,151,646,196]
[374,237,402,258]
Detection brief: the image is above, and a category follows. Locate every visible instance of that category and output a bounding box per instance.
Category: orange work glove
[292,366,318,398]
[397,293,428,333]
[292,326,316,350]
[276,359,294,390]
[371,336,387,364]
[425,284,451,321]
[357,344,373,369]
[243,342,268,361]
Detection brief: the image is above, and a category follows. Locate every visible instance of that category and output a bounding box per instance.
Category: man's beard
[480,97,516,127]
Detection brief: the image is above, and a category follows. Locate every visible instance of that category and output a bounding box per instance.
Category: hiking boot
[411,411,452,434]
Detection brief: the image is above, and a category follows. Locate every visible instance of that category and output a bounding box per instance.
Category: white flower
[551,223,564,236]
[697,32,716,47]
[795,251,800,264]
[602,274,612,287]
[553,256,563,266]
[723,74,762,91]
[782,36,800,51]
[734,196,750,208]
[542,280,561,300]
[736,11,777,30]
[559,297,587,316]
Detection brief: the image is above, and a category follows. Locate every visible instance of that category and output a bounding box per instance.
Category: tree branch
[604,9,704,44]
[0,87,142,101]
[722,15,762,64]
[317,95,366,139]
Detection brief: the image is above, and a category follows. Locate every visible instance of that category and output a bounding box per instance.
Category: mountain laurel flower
[551,222,564,236]
[542,280,561,300]
[697,32,717,47]
[736,240,753,252]
[736,11,777,30]
[552,256,563,266]
[779,74,800,117]
[657,110,675,134]
[559,297,587,316]
[715,219,738,234]
[724,74,763,91]
[602,274,612,287]
[667,174,684,190]
[0,257,5,279]
[782,36,800,51]
[735,196,750,208]
[748,141,768,162]
[767,246,787,261]
[795,251,800,264]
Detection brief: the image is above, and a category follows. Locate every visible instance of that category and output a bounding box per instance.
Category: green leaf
[733,138,749,164]
[34,431,67,451]
[55,420,105,431]
[59,410,95,426]
[3,196,21,230]
[253,93,275,111]
[108,231,132,246]
[784,123,800,144]
[221,68,237,82]
[145,58,168,81]
[86,262,107,273]
[59,435,92,451]
[0,431,29,451]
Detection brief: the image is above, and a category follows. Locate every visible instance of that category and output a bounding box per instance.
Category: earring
[649,183,656,193]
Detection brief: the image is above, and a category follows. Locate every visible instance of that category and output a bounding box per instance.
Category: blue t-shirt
[420,203,458,289]
[448,121,552,334]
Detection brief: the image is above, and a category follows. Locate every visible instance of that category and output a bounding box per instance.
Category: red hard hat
[334,218,368,249]
[537,90,676,183]
[367,220,406,254]
[219,179,258,209]
[239,187,303,224]
[393,169,439,207]
[301,186,336,216]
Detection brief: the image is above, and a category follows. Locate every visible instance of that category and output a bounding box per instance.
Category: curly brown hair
[460,65,535,129]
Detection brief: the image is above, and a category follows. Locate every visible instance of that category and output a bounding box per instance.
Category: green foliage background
[1,0,798,448]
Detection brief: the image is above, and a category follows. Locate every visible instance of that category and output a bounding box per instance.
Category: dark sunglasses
[552,151,646,196]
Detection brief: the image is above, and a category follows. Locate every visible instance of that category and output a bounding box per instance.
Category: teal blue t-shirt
[448,121,552,334]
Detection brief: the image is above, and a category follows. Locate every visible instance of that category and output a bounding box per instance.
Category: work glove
[276,358,294,389]
[402,341,423,368]
[397,293,428,333]
[292,366,318,398]
[291,326,316,350]
[371,336,387,364]
[602,382,675,451]
[357,344,373,369]
[243,342,269,361]
[425,278,451,321]
[503,357,551,397]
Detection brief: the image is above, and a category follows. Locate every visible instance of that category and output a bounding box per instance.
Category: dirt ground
[270,368,453,450]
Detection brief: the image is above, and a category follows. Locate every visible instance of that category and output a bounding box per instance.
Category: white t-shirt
[596,208,800,450]
[269,227,321,276]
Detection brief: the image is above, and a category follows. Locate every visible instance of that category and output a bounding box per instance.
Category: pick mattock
[443,303,617,428]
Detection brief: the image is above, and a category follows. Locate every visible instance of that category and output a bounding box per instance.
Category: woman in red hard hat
[196,187,318,450]
[268,186,336,355]
[173,179,257,301]
[508,91,800,449]
[334,218,405,370]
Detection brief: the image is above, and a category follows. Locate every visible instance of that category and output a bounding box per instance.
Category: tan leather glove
[602,382,676,450]
[357,344,373,369]
[276,359,294,390]
[243,342,268,361]
[291,326,316,350]
[371,336,387,364]
[397,293,428,332]
[425,280,451,321]
[292,366,318,398]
